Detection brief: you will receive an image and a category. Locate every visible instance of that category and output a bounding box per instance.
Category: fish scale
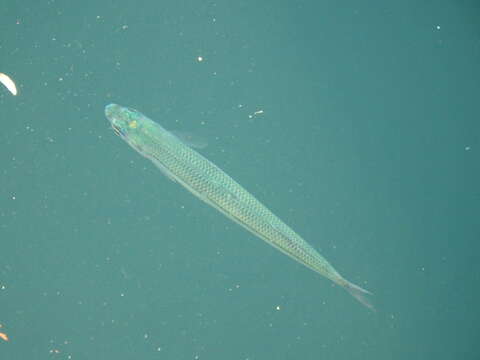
[105,103,374,311]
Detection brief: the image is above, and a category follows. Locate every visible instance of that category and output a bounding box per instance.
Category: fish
[105,103,374,310]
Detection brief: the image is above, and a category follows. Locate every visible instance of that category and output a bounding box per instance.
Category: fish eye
[128,120,138,129]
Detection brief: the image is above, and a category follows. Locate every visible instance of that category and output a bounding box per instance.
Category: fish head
[105,104,143,139]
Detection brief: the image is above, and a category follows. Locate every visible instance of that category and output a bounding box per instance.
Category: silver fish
[105,103,374,310]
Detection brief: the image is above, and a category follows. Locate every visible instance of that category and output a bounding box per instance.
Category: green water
[1,1,478,359]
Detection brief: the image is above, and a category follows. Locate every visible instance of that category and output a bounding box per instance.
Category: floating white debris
[0,73,17,95]
[248,109,264,119]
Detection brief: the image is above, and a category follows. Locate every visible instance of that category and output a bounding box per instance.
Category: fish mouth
[105,103,119,119]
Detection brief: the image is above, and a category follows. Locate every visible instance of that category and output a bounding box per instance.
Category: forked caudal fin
[343,280,375,312]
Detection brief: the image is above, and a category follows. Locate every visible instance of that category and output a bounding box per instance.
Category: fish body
[105,103,373,310]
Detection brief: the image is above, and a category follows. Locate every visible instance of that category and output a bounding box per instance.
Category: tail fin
[343,280,375,312]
